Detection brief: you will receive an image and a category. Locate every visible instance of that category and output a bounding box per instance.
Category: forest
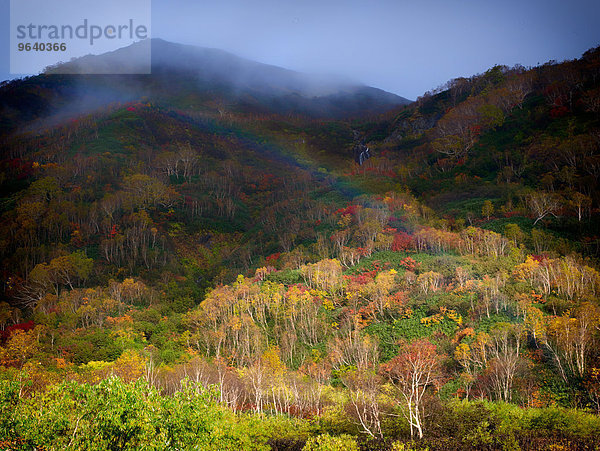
[1,45,600,450]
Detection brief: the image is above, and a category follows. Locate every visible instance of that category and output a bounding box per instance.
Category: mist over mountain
[0,39,409,134]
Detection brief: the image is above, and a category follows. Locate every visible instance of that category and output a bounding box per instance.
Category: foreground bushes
[2,377,600,450]
[0,377,270,450]
[425,399,600,450]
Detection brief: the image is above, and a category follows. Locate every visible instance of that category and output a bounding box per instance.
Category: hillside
[351,46,600,258]
[1,43,600,450]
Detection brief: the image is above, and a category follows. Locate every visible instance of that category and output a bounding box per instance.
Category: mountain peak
[0,39,410,134]
[46,39,410,107]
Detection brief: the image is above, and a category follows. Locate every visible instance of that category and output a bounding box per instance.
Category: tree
[431,135,466,159]
[582,86,600,112]
[569,191,592,222]
[243,348,284,415]
[300,259,343,295]
[329,327,379,371]
[342,369,384,438]
[526,191,561,225]
[544,303,600,382]
[48,251,93,291]
[0,302,16,331]
[482,200,494,220]
[585,367,600,413]
[523,305,546,347]
[433,97,483,159]
[18,251,93,307]
[123,174,178,209]
[417,271,443,295]
[0,326,42,374]
[330,229,351,256]
[530,229,553,254]
[504,223,524,246]
[486,323,523,402]
[382,339,440,439]
[478,104,504,130]
[454,331,489,399]
[366,269,398,315]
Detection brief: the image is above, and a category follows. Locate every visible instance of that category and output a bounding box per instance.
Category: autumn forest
[1,42,600,450]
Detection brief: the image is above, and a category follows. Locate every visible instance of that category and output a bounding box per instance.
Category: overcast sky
[1,0,599,99]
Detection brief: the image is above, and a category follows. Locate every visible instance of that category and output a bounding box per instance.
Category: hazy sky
[1,0,599,99]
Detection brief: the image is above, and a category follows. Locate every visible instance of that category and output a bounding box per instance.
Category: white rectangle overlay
[10,0,151,75]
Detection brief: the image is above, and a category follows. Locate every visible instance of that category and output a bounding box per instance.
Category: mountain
[1,42,600,451]
[0,39,409,135]
[53,39,390,98]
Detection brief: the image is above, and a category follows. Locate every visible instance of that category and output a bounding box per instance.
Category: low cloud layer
[1,0,599,99]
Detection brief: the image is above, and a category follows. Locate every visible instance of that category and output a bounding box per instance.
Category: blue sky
[1,0,599,99]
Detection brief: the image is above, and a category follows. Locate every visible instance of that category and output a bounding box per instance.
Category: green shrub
[0,377,267,450]
[302,433,359,451]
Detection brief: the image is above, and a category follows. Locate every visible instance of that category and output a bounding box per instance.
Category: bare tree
[381,339,441,439]
[526,191,562,225]
[486,323,523,402]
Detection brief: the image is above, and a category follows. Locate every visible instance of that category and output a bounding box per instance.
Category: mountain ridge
[0,39,410,135]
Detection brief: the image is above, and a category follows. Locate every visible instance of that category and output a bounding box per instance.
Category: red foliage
[391,232,414,252]
[334,204,360,216]
[2,159,34,180]
[382,339,439,379]
[399,257,420,271]
[469,124,482,136]
[530,254,549,263]
[344,269,377,286]
[1,320,35,342]
[287,284,309,295]
[257,173,279,191]
[550,106,569,117]
[388,290,408,307]
[266,252,281,264]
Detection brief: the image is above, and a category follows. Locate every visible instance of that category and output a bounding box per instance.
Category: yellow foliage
[322,298,335,311]
[455,342,471,361]
[420,313,444,327]
[113,349,146,382]
[446,309,463,325]
[0,328,40,368]
[261,347,285,375]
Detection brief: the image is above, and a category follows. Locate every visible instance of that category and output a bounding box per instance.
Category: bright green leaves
[0,377,254,450]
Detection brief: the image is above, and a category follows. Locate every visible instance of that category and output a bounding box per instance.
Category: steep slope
[347,46,600,256]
